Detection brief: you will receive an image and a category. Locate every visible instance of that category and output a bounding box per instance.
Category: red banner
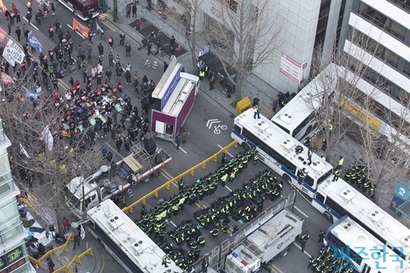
[72,18,89,38]
[0,27,6,42]
[1,72,14,85]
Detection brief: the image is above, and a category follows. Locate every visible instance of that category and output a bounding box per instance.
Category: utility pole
[113,0,118,22]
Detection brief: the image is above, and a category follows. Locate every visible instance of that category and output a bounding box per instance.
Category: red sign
[72,18,90,38]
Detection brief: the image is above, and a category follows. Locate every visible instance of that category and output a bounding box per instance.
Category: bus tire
[143,177,150,183]
[241,142,251,151]
[323,211,332,222]
[152,170,161,178]
[280,247,289,257]
[282,174,291,184]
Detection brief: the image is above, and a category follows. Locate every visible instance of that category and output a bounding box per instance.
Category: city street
[0,0,335,272]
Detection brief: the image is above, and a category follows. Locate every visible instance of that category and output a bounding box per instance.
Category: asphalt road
[0,0,334,272]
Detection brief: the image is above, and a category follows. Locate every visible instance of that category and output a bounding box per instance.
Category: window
[358,2,406,41]
[387,0,410,14]
[325,197,346,217]
[292,113,316,139]
[404,62,410,78]
[0,152,11,176]
[395,88,410,105]
[351,30,400,68]
[316,193,325,203]
[233,125,242,134]
[304,175,314,187]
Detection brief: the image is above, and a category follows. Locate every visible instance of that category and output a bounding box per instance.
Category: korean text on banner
[72,18,89,38]
[2,40,25,66]
[279,53,306,84]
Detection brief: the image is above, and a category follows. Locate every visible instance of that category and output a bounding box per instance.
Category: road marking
[174,144,187,154]
[294,206,309,218]
[169,220,178,227]
[293,242,312,258]
[99,20,116,33]
[161,169,173,180]
[59,79,70,89]
[23,17,39,30]
[262,104,273,117]
[206,118,220,129]
[225,185,232,192]
[67,24,85,39]
[217,145,234,157]
[98,253,105,273]
[269,263,284,273]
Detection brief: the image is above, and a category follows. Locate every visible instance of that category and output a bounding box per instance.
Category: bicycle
[214,124,227,134]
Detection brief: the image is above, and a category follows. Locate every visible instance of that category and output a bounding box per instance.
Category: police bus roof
[87,199,183,273]
[236,109,333,179]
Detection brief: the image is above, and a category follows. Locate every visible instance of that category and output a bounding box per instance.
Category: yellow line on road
[100,20,116,33]
[6,35,71,91]
[161,169,179,188]
[161,169,173,180]
[262,104,273,117]
[270,264,284,273]
[59,79,70,90]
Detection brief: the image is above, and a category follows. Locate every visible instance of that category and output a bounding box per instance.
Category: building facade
[161,0,348,93]
[0,119,35,273]
[341,0,410,151]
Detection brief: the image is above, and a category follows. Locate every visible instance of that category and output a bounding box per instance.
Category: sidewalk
[34,233,101,273]
[17,183,103,273]
[101,1,278,118]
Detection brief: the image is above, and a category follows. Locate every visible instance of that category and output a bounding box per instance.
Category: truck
[64,139,172,218]
[224,208,303,273]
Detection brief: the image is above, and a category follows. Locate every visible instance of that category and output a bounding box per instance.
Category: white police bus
[325,216,409,273]
[231,108,333,198]
[313,179,410,262]
[271,63,338,141]
[87,199,183,273]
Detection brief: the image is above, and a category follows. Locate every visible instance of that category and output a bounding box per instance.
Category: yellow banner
[72,18,89,38]
[340,97,381,130]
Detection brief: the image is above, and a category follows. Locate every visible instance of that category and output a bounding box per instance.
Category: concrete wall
[193,0,344,94]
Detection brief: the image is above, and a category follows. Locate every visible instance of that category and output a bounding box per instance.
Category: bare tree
[0,75,102,233]
[204,0,282,101]
[158,0,204,70]
[357,89,410,202]
[305,29,410,201]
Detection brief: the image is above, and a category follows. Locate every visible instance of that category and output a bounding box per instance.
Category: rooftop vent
[132,240,143,254]
[108,215,124,230]
[255,120,269,132]
[340,188,355,202]
[368,209,384,223]
[401,236,410,247]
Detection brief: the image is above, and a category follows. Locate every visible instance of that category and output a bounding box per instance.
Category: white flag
[80,224,86,240]
[42,125,54,151]
[2,40,25,66]
[96,22,104,33]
